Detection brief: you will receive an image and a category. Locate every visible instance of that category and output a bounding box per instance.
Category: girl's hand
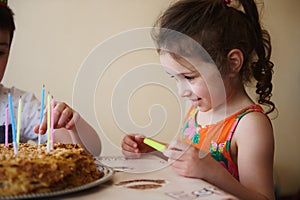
[163,140,212,179]
[121,134,154,158]
[34,101,80,134]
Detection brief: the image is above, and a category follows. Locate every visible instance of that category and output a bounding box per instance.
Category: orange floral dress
[181,104,266,180]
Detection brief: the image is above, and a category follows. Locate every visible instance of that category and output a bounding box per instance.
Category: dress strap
[225,105,264,152]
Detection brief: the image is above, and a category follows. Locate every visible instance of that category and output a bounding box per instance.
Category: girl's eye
[184,76,194,80]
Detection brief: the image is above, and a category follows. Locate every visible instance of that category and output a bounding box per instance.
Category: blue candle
[8,93,18,154]
[38,85,45,148]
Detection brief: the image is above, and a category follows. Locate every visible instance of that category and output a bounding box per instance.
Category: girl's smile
[159,52,224,112]
[190,98,202,106]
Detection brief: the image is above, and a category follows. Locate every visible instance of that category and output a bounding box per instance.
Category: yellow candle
[17,97,22,145]
[143,138,167,152]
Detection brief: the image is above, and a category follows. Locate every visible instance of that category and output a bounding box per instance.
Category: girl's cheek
[191,81,209,96]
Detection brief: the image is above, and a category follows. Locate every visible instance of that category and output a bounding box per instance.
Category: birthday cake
[0,143,103,196]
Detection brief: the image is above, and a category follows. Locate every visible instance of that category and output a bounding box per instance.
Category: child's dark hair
[152,0,275,114]
[0,5,15,46]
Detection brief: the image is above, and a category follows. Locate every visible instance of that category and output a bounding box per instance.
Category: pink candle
[5,106,8,147]
[47,93,50,152]
[51,97,55,149]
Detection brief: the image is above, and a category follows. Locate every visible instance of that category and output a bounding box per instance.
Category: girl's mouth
[191,98,202,106]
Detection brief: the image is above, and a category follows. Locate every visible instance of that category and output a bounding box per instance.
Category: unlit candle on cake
[51,97,54,149]
[8,93,17,154]
[38,85,45,148]
[47,93,51,151]
[17,97,22,145]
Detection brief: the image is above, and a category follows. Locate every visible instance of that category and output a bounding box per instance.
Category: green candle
[143,138,167,152]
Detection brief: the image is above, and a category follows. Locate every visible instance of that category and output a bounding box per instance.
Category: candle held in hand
[143,138,167,152]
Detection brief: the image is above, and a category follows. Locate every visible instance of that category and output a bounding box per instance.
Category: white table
[59,154,238,200]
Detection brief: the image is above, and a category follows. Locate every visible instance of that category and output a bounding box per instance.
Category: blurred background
[4,0,299,198]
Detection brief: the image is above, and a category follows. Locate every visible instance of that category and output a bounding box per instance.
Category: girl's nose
[178,83,192,97]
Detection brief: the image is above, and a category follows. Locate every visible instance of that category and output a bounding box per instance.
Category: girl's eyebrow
[165,70,198,76]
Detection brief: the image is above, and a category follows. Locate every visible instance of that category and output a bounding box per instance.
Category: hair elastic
[225,0,244,13]
[224,0,232,5]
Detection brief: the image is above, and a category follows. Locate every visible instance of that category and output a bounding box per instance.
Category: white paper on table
[95,154,168,173]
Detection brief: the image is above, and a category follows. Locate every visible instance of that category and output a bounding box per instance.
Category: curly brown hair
[152,0,275,114]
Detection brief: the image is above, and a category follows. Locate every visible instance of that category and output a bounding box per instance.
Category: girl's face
[0,29,10,83]
[160,52,213,112]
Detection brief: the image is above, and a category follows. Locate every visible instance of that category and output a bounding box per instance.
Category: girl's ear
[227,49,244,77]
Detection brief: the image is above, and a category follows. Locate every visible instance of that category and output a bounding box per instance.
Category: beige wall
[4,0,300,196]
[262,0,300,196]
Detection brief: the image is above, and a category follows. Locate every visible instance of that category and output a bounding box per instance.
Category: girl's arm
[164,112,275,200]
[231,111,275,199]
[35,102,101,156]
[50,115,101,156]
[205,112,275,199]
[68,115,101,156]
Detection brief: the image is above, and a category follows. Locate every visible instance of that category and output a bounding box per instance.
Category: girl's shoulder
[222,104,268,125]
[235,104,270,125]
[234,104,265,119]
[234,105,273,143]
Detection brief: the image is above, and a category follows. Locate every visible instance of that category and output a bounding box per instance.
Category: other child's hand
[34,101,80,134]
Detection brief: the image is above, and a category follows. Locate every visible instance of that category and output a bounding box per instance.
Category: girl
[122,0,275,199]
[0,1,101,156]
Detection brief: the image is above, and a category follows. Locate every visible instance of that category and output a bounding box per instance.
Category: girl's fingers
[168,158,182,168]
[134,135,146,143]
[123,135,138,148]
[163,140,193,161]
[33,124,39,134]
[122,149,141,159]
[65,111,80,130]
[163,148,186,161]
[55,103,73,128]
[56,108,71,128]
[122,141,139,153]
[38,102,75,133]
[168,140,190,151]
[121,136,142,158]
[39,111,48,134]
